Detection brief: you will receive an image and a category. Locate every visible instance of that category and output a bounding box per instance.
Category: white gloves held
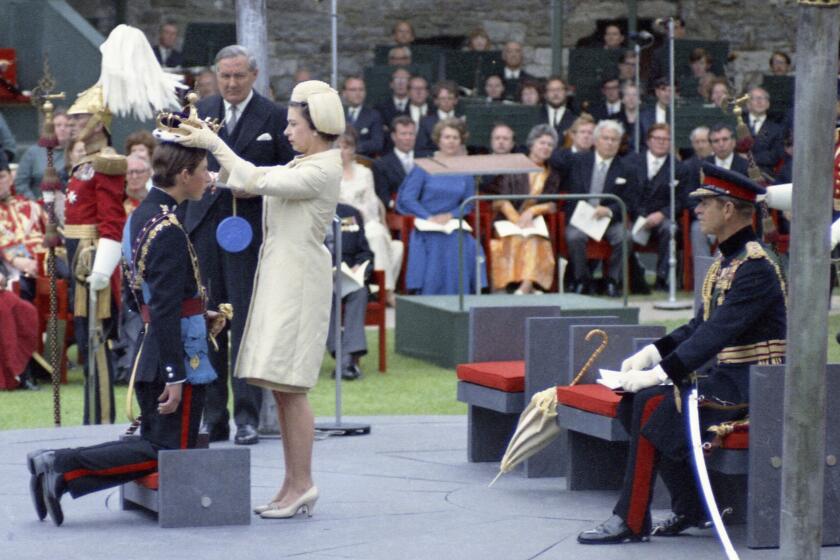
[620,343,662,373]
[86,237,122,292]
[831,216,840,250]
[622,365,669,393]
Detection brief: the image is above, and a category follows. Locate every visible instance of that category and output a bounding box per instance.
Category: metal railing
[456,193,630,311]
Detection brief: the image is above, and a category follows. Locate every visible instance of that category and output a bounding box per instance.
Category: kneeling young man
[578,162,786,544]
[27,141,224,526]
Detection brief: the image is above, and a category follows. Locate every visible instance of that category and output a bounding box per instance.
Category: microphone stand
[654,17,691,310]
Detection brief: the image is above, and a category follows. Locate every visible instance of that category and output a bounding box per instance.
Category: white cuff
[92,238,123,278]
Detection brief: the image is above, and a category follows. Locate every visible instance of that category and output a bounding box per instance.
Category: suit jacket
[375,98,410,132]
[623,151,690,218]
[539,104,578,139]
[749,118,785,175]
[589,101,624,123]
[551,150,639,224]
[502,70,536,101]
[347,106,384,157]
[638,105,670,141]
[704,154,750,176]
[372,150,407,208]
[152,45,184,68]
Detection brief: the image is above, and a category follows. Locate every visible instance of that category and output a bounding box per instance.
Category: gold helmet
[68,84,113,133]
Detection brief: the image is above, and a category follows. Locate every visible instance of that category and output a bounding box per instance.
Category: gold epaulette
[92,149,127,176]
[745,241,767,260]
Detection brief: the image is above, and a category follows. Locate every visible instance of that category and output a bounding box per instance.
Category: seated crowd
[0,16,797,390]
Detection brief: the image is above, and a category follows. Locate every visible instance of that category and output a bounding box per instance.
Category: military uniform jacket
[645,226,787,457]
[64,150,127,242]
[0,194,46,264]
[123,187,214,386]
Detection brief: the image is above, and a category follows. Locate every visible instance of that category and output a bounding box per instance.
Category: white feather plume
[97,24,185,121]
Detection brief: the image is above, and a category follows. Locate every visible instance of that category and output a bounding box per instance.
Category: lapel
[389,152,406,181]
[578,151,595,193]
[604,157,621,192]
[651,155,669,188]
[232,92,269,154]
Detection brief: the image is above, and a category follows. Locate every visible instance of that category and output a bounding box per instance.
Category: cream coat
[225,149,342,391]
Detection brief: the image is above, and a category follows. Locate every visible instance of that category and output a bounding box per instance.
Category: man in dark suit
[745,86,784,178]
[326,203,374,381]
[375,67,411,152]
[707,123,750,175]
[623,124,690,289]
[589,76,624,122]
[551,120,639,296]
[638,78,672,141]
[501,41,536,101]
[540,76,578,139]
[407,75,430,129]
[342,76,384,158]
[186,45,295,446]
[415,80,461,156]
[373,115,416,208]
[152,22,184,68]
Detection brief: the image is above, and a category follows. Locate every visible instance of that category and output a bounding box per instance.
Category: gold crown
[155,92,221,137]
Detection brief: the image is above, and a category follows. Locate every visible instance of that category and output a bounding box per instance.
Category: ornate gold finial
[155,91,221,137]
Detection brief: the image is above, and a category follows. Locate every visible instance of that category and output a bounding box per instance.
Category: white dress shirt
[547,105,567,128]
[437,109,455,120]
[504,67,521,80]
[347,105,362,123]
[394,147,414,174]
[749,113,765,135]
[715,153,735,170]
[393,96,408,113]
[607,101,622,116]
[409,103,427,125]
[223,89,254,131]
[655,104,667,124]
[647,151,666,180]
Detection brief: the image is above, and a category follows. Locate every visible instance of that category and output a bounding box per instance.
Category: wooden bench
[456,310,633,475]
[120,447,251,528]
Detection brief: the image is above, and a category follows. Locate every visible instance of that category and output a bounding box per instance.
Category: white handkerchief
[614,177,627,185]
[256,132,272,141]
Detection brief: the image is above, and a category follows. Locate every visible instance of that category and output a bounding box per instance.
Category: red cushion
[456,361,525,393]
[721,428,749,450]
[556,384,622,417]
[135,472,159,490]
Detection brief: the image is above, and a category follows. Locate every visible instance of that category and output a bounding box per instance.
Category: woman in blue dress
[396,117,487,294]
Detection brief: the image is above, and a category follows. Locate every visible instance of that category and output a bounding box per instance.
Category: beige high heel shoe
[259,486,319,519]
[253,501,279,515]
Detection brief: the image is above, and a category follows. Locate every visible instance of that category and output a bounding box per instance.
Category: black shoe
[606,281,621,298]
[30,451,65,526]
[577,515,649,544]
[234,424,259,445]
[653,277,668,292]
[574,281,591,295]
[343,364,363,380]
[26,449,48,521]
[18,371,40,391]
[201,422,230,443]
[651,513,711,536]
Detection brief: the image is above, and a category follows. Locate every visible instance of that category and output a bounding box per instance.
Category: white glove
[176,122,242,175]
[620,344,662,373]
[86,237,122,291]
[831,216,840,250]
[621,365,668,393]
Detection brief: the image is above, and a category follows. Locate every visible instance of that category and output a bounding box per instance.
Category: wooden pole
[782,2,840,558]
[235,0,270,97]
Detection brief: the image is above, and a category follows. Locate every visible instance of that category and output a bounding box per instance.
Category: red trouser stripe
[626,393,666,535]
[63,460,158,482]
[180,384,193,449]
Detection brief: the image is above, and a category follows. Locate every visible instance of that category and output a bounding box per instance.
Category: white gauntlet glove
[621,365,668,393]
[620,343,662,373]
[87,238,122,291]
[176,122,242,176]
[831,216,840,250]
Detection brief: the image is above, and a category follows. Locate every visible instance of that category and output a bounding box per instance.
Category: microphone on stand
[629,30,654,43]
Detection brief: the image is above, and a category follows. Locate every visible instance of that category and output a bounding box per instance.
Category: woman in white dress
[176,80,344,520]
[337,128,403,305]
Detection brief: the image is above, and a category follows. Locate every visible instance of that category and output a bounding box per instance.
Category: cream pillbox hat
[290,80,345,135]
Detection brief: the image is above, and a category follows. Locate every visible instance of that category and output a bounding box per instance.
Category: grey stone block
[457,381,524,463]
[121,448,251,528]
[469,305,563,362]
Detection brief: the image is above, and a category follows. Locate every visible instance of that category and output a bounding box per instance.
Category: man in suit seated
[684,126,713,262]
[326,203,374,381]
[707,123,749,175]
[375,67,411,152]
[415,80,461,156]
[152,21,184,68]
[407,75,430,128]
[387,46,412,67]
[602,23,626,50]
[373,115,417,209]
[501,41,535,101]
[342,76,384,158]
[551,119,639,296]
[623,124,690,290]
[541,76,578,139]
[479,123,517,192]
[186,44,295,446]
[745,86,784,178]
[639,78,672,140]
[589,76,624,122]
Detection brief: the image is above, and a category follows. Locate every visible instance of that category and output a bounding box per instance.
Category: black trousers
[53,381,205,499]
[612,386,705,535]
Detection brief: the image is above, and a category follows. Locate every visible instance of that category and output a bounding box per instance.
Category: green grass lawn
[4,312,840,431]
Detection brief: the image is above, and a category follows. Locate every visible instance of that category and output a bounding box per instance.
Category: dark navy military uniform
[49,187,216,499]
[613,225,786,536]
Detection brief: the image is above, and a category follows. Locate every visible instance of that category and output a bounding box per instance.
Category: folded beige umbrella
[489,387,561,487]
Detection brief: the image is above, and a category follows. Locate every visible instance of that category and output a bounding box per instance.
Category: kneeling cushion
[556,384,622,417]
[456,361,525,393]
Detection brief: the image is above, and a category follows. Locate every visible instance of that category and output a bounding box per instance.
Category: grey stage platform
[395,294,639,368]
[3,417,833,560]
